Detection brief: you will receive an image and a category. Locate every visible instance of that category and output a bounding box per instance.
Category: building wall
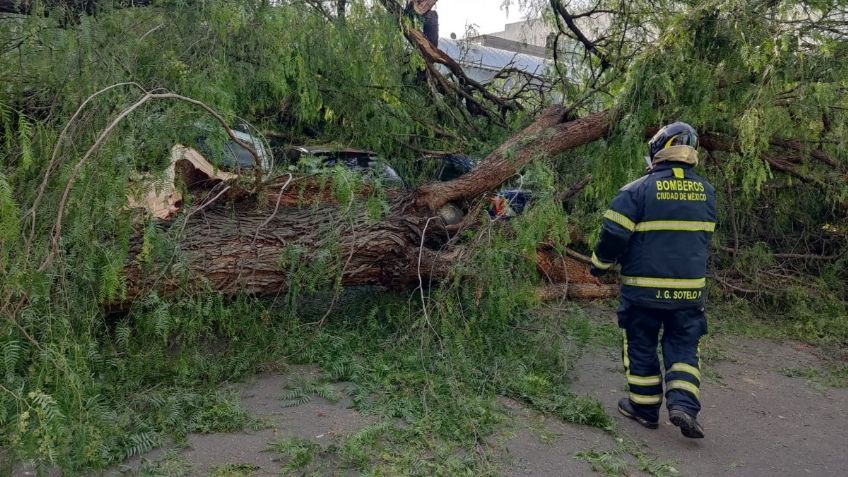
[495,18,555,47]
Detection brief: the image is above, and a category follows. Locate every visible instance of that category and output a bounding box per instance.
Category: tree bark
[118,112,617,306]
[415,108,611,212]
[410,0,437,15]
[121,199,615,304]
[122,198,445,302]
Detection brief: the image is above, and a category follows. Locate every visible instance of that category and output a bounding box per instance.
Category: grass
[576,448,630,476]
[281,380,342,408]
[92,296,848,475]
[266,437,322,474]
[707,289,848,352]
[10,278,843,474]
[781,364,848,389]
[134,451,193,477]
[208,463,261,477]
[232,295,617,474]
[576,436,680,477]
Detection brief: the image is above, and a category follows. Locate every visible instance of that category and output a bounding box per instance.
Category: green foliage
[17,113,34,172]
[782,363,848,389]
[0,172,19,249]
[208,463,260,477]
[577,436,681,477]
[561,0,848,336]
[0,0,846,474]
[135,450,194,477]
[266,437,322,473]
[576,448,629,476]
[337,422,392,469]
[281,380,341,407]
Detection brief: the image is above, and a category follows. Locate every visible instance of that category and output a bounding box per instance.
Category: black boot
[617,398,658,429]
[668,407,705,438]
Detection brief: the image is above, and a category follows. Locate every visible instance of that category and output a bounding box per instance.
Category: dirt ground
[126,322,847,476]
[11,309,845,476]
[564,335,848,476]
[102,365,375,476]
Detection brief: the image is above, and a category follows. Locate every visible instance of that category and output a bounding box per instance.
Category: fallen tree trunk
[123,196,444,302]
[122,192,615,304]
[118,110,618,306]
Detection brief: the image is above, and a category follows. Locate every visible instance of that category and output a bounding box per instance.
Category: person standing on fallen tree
[590,122,716,438]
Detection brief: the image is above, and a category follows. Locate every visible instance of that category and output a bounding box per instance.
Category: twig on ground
[418,217,439,327]
[710,273,763,296]
[564,248,593,264]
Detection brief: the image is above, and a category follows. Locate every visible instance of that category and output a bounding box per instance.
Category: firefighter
[590,122,716,439]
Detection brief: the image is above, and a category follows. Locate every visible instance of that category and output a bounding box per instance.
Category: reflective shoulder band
[603,209,636,232]
[621,276,706,289]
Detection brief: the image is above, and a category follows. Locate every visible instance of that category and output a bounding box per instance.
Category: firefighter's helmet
[648,122,699,159]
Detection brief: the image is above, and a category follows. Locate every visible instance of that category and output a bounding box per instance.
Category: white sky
[434,1,529,39]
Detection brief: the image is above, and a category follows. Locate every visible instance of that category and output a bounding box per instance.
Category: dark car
[283,145,405,188]
[431,153,478,182]
[195,129,273,175]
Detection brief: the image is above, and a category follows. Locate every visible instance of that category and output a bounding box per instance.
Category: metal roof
[438,37,550,77]
[289,145,375,156]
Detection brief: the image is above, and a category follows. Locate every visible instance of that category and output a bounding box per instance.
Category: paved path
[507,332,848,476]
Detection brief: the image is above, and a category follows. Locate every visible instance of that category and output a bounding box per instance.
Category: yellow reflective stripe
[628,374,662,386]
[633,221,716,232]
[622,331,630,372]
[673,167,685,179]
[591,253,614,270]
[603,209,635,232]
[664,135,678,150]
[621,276,706,289]
[669,363,702,382]
[629,393,663,405]
[668,380,700,398]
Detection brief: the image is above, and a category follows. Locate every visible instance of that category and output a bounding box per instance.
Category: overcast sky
[434,1,531,39]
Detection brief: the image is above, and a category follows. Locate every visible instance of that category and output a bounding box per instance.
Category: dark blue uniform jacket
[592,162,716,309]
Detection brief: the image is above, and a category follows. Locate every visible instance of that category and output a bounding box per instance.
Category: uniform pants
[618,303,707,422]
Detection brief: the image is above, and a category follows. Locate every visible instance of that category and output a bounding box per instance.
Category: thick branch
[380,0,521,120]
[556,174,592,202]
[414,109,612,211]
[699,132,818,182]
[770,138,840,168]
[409,0,437,15]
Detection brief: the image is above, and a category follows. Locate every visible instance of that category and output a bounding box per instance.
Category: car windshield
[197,130,270,173]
